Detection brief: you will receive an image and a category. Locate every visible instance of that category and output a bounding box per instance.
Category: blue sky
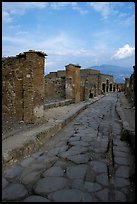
[2,2,135,75]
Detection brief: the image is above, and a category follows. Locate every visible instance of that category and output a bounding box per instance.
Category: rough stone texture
[43,166,64,177]
[84,181,102,192]
[65,64,81,102]
[51,189,83,202]
[2,183,28,201]
[2,50,47,123]
[34,177,68,195]
[90,161,108,173]
[23,195,50,202]
[114,177,130,188]
[115,166,130,178]
[20,171,41,185]
[4,165,23,180]
[96,173,109,186]
[66,154,89,164]
[66,165,87,179]
[2,177,9,189]
[114,157,130,165]
[95,188,109,202]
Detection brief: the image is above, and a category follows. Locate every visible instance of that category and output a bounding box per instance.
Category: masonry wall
[100,74,113,92]
[45,77,65,100]
[2,50,46,123]
[65,64,81,102]
[125,66,135,106]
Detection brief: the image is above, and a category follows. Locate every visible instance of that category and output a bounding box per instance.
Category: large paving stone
[20,157,35,167]
[66,164,87,179]
[90,161,108,174]
[96,173,109,186]
[23,195,50,202]
[34,177,68,195]
[81,135,95,142]
[114,190,127,202]
[114,157,130,165]
[69,140,90,147]
[115,166,130,178]
[113,146,130,153]
[43,166,64,177]
[2,183,28,201]
[4,165,23,180]
[71,179,84,190]
[114,177,130,188]
[51,189,83,202]
[20,163,46,177]
[113,151,129,158]
[95,188,109,202]
[68,136,81,142]
[66,154,89,164]
[81,192,93,202]
[84,181,102,192]
[21,171,41,185]
[59,146,88,159]
[2,177,9,189]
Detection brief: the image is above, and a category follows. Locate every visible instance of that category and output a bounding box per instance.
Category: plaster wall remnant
[2,50,47,123]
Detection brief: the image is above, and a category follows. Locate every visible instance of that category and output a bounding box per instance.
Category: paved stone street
[2,93,135,202]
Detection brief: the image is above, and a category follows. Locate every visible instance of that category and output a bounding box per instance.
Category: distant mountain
[87,64,133,83]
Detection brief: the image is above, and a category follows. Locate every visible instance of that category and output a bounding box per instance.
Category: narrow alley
[2,93,135,202]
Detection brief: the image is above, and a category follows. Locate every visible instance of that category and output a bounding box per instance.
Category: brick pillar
[65,64,81,102]
[17,50,47,123]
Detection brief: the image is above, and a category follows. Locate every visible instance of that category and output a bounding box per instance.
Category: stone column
[65,64,81,103]
[18,50,47,123]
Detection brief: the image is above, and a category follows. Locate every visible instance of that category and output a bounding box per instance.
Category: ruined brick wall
[2,57,20,119]
[2,50,47,123]
[125,66,135,106]
[65,64,81,102]
[100,74,113,92]
[45,77,65,100]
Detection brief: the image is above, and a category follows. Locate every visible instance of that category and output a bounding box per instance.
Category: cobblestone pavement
[2,93,135,202]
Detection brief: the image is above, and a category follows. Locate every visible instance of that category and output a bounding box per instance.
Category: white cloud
[112,44,135,59]
[2,2,48,16]
[50,2,77,9]
[2,11,12,23]
[88,2,111,19]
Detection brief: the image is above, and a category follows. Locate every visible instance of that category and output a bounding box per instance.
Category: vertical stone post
[84,78,89,101]
[65,64,81,103]
[18,50,47,123]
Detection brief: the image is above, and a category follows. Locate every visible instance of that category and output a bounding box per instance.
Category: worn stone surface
[50,189,83,202]
[2,183,28,201]
[23,195,50,202]
[34,177,68,195]
[2,93,135,202]
[43,166,64,177]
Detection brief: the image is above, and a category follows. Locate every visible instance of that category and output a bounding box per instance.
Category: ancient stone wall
[100,74,113,93]
[125,66,135,106]
[45,77,65,100]
[65,64,81,102]
[2,50,47,123]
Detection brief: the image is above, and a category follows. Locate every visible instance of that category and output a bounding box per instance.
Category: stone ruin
[2,50,120,124]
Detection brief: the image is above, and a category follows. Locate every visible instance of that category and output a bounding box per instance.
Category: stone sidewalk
[116,92,135,152]
[2,95,104,166]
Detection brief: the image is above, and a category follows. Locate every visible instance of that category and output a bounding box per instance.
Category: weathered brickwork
[100,74,113,93]
[65,64,81,102]
[125,66,135,106]
[45,77,65,100]
[2,50,47,123]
